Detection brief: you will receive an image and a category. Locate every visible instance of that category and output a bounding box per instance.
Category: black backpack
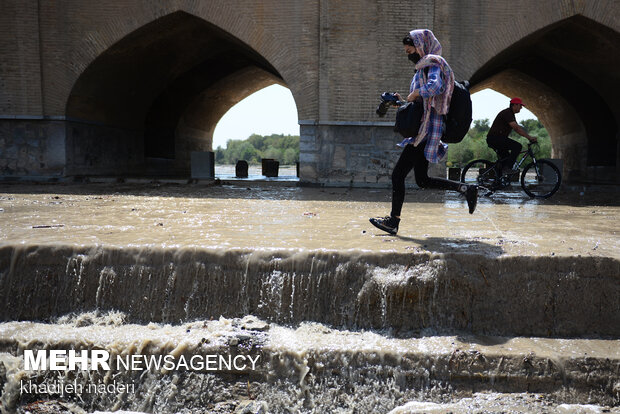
[393,80,472,143]
[442,80,472,144]
[394,101,423,138]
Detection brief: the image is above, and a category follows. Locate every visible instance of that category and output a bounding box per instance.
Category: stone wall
[0,119,65,177]
[300,123,398,185]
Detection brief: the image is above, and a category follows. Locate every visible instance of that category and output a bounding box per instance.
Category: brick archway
[64,10,290,176]
[469,15,619,182]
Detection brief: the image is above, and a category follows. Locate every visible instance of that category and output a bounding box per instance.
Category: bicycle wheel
[521,159,561,198]
[460,159,497,188]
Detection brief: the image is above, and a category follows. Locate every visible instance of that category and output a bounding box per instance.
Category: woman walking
[370,29,478,235]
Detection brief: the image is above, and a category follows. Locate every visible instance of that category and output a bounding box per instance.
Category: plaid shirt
[397,65,448,163]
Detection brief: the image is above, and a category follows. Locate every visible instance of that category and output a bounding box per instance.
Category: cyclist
[487,97,537,176]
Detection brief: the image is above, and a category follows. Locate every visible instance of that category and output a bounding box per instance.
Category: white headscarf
[408,29,455,143]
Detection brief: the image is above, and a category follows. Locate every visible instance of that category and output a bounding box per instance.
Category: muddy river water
[0,182,618,413]
[0,183,617,258]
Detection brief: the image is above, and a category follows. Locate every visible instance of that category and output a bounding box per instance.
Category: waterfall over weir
[0,243,619,413]
[1,244,618,337]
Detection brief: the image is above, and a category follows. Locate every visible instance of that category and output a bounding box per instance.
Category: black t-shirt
[488,107,516,138]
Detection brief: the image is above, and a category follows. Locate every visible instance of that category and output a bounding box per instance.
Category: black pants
[391,144,463,217]
[486,135,522,170]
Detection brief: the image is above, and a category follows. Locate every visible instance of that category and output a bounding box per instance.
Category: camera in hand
[376,92,403,117]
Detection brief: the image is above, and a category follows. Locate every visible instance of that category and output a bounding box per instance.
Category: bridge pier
[0,118,66,178]
[300,122,406,187]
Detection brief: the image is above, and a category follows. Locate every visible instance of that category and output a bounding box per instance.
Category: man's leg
[487,135,511,171]
[505,138,522,170]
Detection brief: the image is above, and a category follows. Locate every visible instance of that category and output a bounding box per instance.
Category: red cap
[510,97,524,106]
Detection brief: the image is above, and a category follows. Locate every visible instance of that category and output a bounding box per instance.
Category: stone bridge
[1,0,618,185]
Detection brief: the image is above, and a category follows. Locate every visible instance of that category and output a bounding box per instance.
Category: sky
[212,84,537,149]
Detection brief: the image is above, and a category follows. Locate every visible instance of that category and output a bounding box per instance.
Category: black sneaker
[369,216,400,235]
[465,185,478,214]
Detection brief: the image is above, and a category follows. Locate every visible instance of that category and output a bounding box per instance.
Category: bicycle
[459,142,562,198]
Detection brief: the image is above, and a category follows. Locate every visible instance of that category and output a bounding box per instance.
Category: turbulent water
[1,313,619,413]
[0,183,619,413]
[1,245,618,337]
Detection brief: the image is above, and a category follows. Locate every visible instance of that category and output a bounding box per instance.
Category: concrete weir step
[1,245,619,338]
[0,316,619,413]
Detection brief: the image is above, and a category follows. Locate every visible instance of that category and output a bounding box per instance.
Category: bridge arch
[470,15,619,182]
[64,9,294,176]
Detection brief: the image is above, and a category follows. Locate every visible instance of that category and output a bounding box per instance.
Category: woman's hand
[407,90,420,102]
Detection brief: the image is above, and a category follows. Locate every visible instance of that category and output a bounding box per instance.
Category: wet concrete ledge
[1,244,618,338]
[2,175,620,191]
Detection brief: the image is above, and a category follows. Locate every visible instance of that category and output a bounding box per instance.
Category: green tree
[263,147,283,160]
[446,118,551,166]
[215,133,300,165]
[214,146,225,163]
[470,119,490,138]
[508,119,551,160]
[282,148,298,164]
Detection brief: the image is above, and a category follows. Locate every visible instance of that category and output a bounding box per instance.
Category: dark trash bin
[448,167,461,181]
[236,160,249,178]
[262,159,279,177]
